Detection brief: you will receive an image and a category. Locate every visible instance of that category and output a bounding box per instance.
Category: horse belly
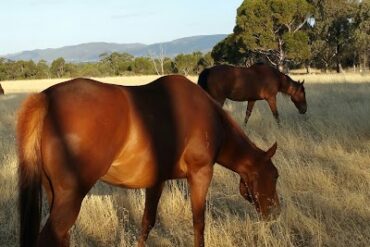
[100,147,158,188]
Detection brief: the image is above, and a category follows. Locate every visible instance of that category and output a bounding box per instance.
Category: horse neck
[216,112,260,173]
[279,75,297,96]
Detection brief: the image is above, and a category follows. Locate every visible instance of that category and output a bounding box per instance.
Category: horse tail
[197,68,210,92]
[17,93,48,247]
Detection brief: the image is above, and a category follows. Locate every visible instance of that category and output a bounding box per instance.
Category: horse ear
[266,142,277,159]
[301,80,305,85]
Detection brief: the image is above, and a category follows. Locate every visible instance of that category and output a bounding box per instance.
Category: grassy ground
[0,74,369,246]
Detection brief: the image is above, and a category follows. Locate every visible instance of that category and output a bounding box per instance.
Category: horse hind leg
[137,182,165,247]
[38,186,86,247]
[41,170,54,211]
[38,143,93,246]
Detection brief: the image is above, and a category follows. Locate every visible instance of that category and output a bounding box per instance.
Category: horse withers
[17,75,280,247]
[198,63,307,124]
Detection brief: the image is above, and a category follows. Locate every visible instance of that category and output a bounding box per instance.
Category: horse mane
[286,74,301,87]
[280,73,303,96]
[198,68,210,92]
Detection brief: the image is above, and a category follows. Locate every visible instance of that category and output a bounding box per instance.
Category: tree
[213,0,314,70]
[75,63,102,77]
[197,52,215,72]
[0,58,7,80]
[50,57,66,78]
[99,52,134,75]
[309,0,359,72]
[353,0,370,71]
[133,57,155,74]
[174,52,202,75]
[22,60,38,78]
[148,45,167,75]
[36,60,49,79]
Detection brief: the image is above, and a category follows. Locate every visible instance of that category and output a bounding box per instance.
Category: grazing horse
[0,83,4,94]
[198,63,307,124]
[17,75,280,247]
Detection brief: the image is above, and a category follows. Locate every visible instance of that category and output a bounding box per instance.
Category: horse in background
[198,63,307,124]
[0,83,4,95]
[17,75,280,247]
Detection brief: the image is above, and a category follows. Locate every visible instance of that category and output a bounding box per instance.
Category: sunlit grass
[1,73,369,94]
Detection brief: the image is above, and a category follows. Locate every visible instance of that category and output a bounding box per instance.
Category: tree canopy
[212,0,369,72]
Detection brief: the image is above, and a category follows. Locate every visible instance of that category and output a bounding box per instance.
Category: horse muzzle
[299,106,307,114]
[259,204,281,220]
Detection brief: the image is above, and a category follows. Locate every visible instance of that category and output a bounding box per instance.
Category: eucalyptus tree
[212,0,314,71]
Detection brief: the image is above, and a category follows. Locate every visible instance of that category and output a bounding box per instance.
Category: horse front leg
[137,182,164,247]
[244,100,255,125]
[267,97,280,124]
[187,166,213,247]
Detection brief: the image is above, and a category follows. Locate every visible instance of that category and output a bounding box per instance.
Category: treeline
[212,0,369,72]
[0,52,214,81]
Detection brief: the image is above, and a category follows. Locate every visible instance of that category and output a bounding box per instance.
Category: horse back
[198,65,240,103]
[247,64,285,92]
[204,64,286,101]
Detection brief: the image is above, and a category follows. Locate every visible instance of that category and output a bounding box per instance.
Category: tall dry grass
[0,74,369,246]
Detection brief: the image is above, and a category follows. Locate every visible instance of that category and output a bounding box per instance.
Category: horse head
[290,79,307,114]
[238,142,280,219]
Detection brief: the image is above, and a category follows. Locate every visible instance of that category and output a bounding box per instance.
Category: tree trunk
[336,62,344,73]
[277,38,285,72]
[324,63,329,73]
[306,64,311,74]
[363,52,369,72]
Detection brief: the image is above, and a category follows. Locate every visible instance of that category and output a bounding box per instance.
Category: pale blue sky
[0,0,242,55]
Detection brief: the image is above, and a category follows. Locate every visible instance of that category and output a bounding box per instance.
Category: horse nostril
[299,108,307,114]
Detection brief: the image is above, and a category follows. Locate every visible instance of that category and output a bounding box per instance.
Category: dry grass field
[1,74,370,246]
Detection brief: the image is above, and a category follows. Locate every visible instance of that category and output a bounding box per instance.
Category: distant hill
[2,34,227,63]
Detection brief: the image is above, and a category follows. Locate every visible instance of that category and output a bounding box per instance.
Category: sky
[0,0,242,55]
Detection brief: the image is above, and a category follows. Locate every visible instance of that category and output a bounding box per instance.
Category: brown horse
[17,75,280,247]
[198,63,307,124]
[0,83,4,94]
